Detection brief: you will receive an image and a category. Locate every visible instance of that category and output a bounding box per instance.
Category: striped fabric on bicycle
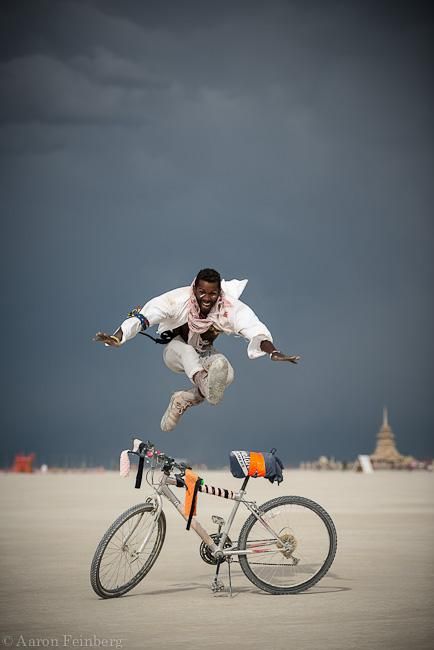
[199,483,235,499]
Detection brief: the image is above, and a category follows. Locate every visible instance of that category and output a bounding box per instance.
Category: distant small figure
[95,268,300,431]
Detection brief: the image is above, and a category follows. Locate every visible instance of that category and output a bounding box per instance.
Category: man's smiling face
[193,279,220,316]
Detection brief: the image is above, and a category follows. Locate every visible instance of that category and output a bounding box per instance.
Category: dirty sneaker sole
[207,357,229,405]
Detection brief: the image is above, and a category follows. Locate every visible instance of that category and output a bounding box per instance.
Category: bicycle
[90,439,337,598]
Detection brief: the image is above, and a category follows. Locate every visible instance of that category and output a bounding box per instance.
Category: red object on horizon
[12,453,36,473]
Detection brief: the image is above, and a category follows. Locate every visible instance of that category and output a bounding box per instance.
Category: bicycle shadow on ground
[110,572,351,599]
[229,583,352,598]
[113,582,208,598]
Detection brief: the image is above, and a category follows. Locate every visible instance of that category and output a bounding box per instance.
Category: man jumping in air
[95,268,300,431]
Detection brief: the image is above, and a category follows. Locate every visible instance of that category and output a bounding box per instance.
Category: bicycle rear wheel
[90,503,166,598]
[238,495,337,595]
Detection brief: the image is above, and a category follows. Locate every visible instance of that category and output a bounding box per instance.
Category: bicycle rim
[238,496,337,594]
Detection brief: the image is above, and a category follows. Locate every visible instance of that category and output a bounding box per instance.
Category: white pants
[163,337,234,386]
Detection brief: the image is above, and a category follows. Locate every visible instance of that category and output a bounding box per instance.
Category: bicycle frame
[141,468,284,561]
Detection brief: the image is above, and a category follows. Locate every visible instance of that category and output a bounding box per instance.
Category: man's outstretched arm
[94,303,149,347]
[260,339,300,364]
[233,301,301,363]
[94,286,183,348]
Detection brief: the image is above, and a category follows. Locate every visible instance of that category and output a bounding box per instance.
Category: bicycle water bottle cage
[229,450,284,485]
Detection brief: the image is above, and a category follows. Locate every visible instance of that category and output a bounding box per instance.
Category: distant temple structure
[300,406,429,471]
[370,408,406,468]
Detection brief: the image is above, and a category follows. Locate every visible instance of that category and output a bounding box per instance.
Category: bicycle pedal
[211,578,225,593]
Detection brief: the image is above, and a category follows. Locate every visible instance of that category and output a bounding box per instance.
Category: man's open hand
[271,351,301,363]
[93,332,121,347]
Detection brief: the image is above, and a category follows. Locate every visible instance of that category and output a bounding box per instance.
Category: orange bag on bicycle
[230,449,284,484]
[249,451,266,477]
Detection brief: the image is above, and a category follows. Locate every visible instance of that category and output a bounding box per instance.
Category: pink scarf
[187,282,232,347]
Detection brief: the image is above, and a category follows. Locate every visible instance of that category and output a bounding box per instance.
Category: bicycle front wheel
[238,496,337,595]
[90,503,166,598]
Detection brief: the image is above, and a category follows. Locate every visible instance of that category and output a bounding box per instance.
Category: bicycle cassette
[199,534,232,565]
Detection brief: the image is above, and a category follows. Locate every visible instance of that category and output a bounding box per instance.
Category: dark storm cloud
[0,1,433,468]
[0,52,166,125]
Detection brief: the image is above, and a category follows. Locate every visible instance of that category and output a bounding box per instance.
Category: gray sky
[1,1,433,468]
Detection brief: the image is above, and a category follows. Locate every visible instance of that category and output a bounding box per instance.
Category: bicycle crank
[199,533,233,565]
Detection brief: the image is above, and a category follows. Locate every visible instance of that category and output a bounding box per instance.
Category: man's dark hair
[195,268,221,288]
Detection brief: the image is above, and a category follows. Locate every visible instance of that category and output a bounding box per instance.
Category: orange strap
[249,451,266,477]
[184,469,200,517]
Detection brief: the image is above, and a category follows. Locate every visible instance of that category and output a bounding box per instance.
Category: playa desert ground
[0,468,433,650]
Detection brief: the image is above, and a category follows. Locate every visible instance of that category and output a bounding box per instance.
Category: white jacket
[118,279,273,359]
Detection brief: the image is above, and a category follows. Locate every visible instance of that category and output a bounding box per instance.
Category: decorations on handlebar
[135,454,145,489]
[123,437,193,488]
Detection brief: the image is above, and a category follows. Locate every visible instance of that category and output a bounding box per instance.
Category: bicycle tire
[90,503,166,598]
[238,495,337,595]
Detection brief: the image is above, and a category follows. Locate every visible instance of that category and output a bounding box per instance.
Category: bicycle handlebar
[130,438,190,476]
